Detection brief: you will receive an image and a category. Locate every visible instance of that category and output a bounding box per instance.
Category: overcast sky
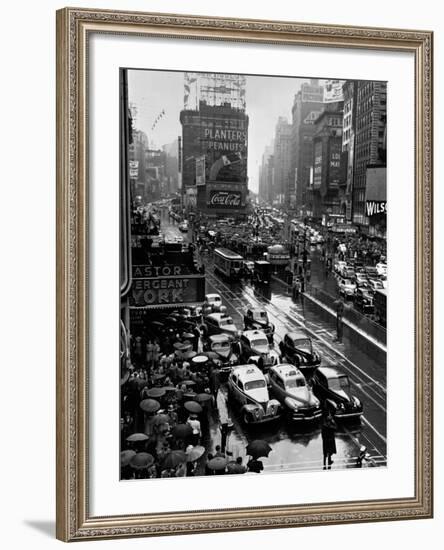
[128,69,312,192]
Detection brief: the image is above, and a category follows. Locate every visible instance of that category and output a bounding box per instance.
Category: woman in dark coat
[321,412,337,469]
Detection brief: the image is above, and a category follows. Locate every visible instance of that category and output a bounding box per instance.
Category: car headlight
[284,397,299,410]
[353,397,361,408]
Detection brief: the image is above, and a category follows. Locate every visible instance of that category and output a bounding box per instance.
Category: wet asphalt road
[161,211,387,473]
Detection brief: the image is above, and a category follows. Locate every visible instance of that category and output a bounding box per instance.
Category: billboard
[323,80,345,103]
[129,266,205,309]
[365,166,387,217]
[206,182,246,209]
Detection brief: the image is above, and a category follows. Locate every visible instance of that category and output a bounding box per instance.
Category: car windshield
[294,338,312,351]
[220,318,234,326]
[244,379,266,390]
[285,378,306,389]
[212,341,230,351]
[251,338,268,348]
[253,311,267,321]
[343,279,354,285]
[209,297,221,303]
[328,375,350,392]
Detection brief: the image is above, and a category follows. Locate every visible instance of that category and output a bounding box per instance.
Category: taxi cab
[228,365,280,424]
[268,364,322,421]
[203,313,240,340]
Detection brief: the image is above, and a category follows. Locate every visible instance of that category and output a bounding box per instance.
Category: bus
[214,248,244,279]
[373,288,387,327]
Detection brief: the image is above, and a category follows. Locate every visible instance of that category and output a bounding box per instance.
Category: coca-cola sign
[208,191,242,208]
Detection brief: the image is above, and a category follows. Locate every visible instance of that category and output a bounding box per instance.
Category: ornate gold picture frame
[56,7,433,542]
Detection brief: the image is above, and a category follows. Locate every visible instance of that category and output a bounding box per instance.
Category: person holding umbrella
[247,457,264,473]
[186,413,201,446]
[321,410,337,469]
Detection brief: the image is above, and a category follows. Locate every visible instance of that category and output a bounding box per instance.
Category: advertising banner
[129,273,205,309]
[206,182,246,209]
[365,166,387,217]
[195,155,206,185]
[129,160,139,179]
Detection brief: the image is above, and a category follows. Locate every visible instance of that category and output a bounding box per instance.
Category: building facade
[180,73,249,218]
[352,81,387,227]
[290,80,324,212]
[272,117,292,205]
[309,103,346,219]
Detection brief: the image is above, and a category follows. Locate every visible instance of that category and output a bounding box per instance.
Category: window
[245,379,266,391]
[286,378,306,389]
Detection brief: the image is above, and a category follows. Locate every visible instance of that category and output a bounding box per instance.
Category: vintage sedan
[268,364,322,421]
[228,365,281,424]
[203,313,240,340]
[278,331,321,376]
[311,366,363,420]
[203,293,225,314]
[202,333,239,372]
[354,287,375,314]
[243,308,275,342]
[337,277,357,299]
[239,330,280,370]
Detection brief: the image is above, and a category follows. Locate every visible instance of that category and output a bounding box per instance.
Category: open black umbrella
[126,433,149,443]
[171,423,192,439]
[191,355,209,366]
[184,401,203,414]
[246,439,272,459]
[139,398,160,413]
[145,387,166,399]
[130,452,154,470]
[120,449,136,467]
[161,450,187,469]
[207,456,227,471]
[186,445,205,462]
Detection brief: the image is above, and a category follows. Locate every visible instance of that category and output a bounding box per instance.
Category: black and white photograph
[119,68,387,480]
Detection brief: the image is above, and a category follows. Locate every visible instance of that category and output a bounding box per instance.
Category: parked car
[203,313,240,340]
[239,329,280,370]
[268,364,322,421]
[354,272,369,287]
[311,366,363,420]
[228,365,281,424]
[203,293,225,314]
[364,266,379,279]
[243,307,275,343]
[337,277,357,299]
[354,287,375,313]
[278,331,320,376]
[375,262,387,277]
[367,278,385,292]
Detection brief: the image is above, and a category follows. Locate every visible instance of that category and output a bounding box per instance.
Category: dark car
[253,261,272,284]
[278,331,321,376]
[354,288,375,314]
[311,366,363,420]
[202,333,239,374]
[243,307,275,343]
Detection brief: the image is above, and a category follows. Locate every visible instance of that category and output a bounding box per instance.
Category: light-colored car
[228,364,281,424]
[338,277,357,298]
[203,293,224,313]
[376,262,387,277]
[204,313,239,339]
[334,260,347,275]
[239,329,280,369]
[268,364,322,421]
[367,278,385,292]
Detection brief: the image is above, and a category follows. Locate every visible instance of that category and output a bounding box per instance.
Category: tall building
[180,73,249,218]
[273,117,292,205]
[258,143,274,202]
[352,81,387,226]
[309,103,346,218]
[341,80,358,220]
[290,79,324,212]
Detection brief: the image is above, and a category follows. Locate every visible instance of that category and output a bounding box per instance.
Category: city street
[164,212,386,473]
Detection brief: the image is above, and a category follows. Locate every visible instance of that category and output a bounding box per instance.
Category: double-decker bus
[214,248,244,279]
